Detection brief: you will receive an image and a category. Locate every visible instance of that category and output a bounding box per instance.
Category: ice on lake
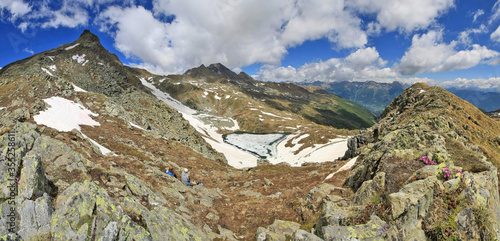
[223,132,289,159]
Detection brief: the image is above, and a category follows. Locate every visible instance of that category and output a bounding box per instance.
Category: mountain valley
[0,30,500,240]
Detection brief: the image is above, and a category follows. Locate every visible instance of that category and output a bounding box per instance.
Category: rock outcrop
[0,122,226,240]
[300,83,500,240]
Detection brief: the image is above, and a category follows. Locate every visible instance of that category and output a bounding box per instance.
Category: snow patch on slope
[81,133,114,155]
[72,54,88,66]
[65,43,80,50]
[268,134,348,167]
[129,122,145,130]
[0,107,5,111]
[72,84,87,92]
[323,156,357,182]
[34,96,100,132]
[41,68,53,76]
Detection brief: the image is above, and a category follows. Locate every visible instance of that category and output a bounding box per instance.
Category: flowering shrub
[420,156,437,165]
[441,167,463,180]
[443,167,451,179]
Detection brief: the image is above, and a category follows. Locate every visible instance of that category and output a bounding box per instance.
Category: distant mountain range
[302,81,500,115]
[446,88,500,112]
[301,81,406,115]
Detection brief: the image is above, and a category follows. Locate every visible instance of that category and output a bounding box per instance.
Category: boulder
[315,201,349,235]
[124,173,167,206]
[256,219,301,241]
[322,215,388,241]
[29,135,87,174]
[306,183,337,203]
[293,229,323,241]
[342,133,369,160]
[50,181,120,241]
[388,176,439,240]
[18,193,53,240]
[352,172,385,205]
[116,215,152,241]
[142,205,208,241]
[18,154,52,199]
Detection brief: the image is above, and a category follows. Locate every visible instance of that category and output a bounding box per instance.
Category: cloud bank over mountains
[1,0,500,90]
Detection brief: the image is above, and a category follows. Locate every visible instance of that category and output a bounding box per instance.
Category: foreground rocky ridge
[267,83,500,240]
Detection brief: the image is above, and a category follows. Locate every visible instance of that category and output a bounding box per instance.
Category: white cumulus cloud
[346,0,455,33]
[96,0,370,74]
[472,9,484,22]
[257,47,397,82]
[398,30,498,75]
[491,25,500,42]
[0,0,31,21]
[440,77,500,91]
[458,24,488,45]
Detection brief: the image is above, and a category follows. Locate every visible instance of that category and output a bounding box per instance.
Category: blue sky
[1,0,500,91]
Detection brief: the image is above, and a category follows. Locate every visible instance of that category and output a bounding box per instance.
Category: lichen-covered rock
[100,221,118,241]
[293,229,323,241]
[389,176,439,240]
[352,172,385,205]
[315,201,349,233]
[322,215,388,241]
[461,165,500,237]
[18,154,52,199]
[143,205,208,241]
[29,135,87,174]
[17,193,53,240]
[116,215,153,241]
[124,173,167,206]
[342,133,369,160]
[256,219,301,241]
[51,180,120,240]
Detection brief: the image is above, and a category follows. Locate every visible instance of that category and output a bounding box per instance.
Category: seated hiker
[166,167,177,178]
[181,168,191,185]
[181,168,202,186]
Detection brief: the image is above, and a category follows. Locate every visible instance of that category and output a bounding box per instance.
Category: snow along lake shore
[140,77,349,168]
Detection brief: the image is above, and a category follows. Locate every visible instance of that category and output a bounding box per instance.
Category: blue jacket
[166,170,176,178]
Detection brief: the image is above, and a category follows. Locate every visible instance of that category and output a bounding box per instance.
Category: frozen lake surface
[223,132,289,159]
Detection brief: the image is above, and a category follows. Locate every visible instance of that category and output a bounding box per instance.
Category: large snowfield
[34,96,116,155]
[34,96,100,132]
[140,78,350,168]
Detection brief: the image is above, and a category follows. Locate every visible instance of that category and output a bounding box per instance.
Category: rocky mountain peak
[77,29,101,44]
[207,63,241,80]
